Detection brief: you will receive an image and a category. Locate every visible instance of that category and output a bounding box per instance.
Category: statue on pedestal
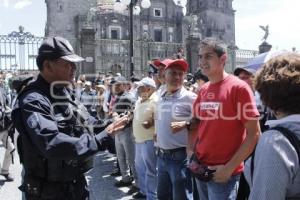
[259,25,269,41]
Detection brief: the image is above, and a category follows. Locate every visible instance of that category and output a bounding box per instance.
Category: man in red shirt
[192,38,260,200]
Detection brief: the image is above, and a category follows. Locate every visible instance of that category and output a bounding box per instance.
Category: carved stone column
[186,36,200,73]
[80,28,96,75]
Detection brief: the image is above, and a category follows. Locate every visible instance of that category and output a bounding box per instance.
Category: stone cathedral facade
[45,0,235,76]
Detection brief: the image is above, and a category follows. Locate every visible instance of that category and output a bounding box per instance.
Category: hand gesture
[208,165,233,183]
[170,121,187,134]
[106,115,129,134]
[142,119,153,129]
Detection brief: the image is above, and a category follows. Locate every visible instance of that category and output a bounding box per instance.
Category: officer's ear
[43,60,55,73]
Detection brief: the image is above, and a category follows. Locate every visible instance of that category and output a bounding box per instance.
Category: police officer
[11,36,128,200]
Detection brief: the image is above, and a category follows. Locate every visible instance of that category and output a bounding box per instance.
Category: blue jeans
[196,174,240,200]
[135,140,157,200]
[157,149,193,200]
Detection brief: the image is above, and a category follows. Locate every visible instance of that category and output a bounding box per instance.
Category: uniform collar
[35,74,69,100]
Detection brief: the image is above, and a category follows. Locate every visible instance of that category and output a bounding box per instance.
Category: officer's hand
[170,121,186,134]
[106,115,129,134]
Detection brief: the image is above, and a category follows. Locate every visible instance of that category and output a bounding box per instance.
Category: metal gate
[0,26,44,71]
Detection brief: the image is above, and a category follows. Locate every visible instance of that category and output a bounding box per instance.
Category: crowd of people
[0,36,299,200]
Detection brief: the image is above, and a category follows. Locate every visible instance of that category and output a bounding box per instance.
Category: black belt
[157,147,186,154]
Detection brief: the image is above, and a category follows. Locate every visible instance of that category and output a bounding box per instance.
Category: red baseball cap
[163,59,188,72]
[152,59,165,68]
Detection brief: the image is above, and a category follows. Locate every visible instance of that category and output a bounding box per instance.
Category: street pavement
[0,143,135,200]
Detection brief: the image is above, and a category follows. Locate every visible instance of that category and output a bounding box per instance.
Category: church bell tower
[186,0,235,45]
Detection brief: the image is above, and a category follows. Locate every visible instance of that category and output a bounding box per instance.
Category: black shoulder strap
[251,126,300,178]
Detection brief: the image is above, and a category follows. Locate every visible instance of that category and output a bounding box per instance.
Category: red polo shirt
[193,75,259,174]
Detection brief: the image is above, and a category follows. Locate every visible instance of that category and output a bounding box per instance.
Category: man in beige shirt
[132,77,158,199]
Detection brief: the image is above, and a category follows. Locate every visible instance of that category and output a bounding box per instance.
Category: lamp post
[114,0,151,77]
[183,15,198,73]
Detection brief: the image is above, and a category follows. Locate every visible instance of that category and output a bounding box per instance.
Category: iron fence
[226,48,259,73]
[0,26,44,72]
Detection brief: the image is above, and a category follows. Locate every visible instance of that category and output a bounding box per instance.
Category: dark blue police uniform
[12,75,113,200]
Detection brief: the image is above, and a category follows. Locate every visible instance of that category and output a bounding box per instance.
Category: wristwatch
[186,120,191,131]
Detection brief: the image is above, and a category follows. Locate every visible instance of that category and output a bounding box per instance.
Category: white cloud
[14,0,32,10]
[234,0,300,50]
[3,0,9,7]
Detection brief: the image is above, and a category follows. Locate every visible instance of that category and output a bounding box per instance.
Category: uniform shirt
[193,75,259,174]
[132,92,157,143]
[155,87,196,149]
[12,75,109,161]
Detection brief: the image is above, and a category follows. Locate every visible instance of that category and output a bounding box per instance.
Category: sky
[0,0,299,51]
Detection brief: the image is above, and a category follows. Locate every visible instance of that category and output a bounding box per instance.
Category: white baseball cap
[85,81,92,86]
[136,77,156,89]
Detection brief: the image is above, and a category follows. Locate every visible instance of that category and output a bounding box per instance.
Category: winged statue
[259,25,269,41]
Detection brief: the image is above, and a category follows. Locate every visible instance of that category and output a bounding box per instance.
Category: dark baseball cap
[37,36,84,63]
[110,76,127,85]
[233,67,256,76]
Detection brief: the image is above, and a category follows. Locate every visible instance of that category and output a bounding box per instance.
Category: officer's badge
[27,113,39,129]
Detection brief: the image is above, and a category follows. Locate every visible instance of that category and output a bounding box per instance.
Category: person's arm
[211,85,260,183]
[170,117,200,133]
[170,92,198,133]
[17,92,111,160]
[142,116,154,129]
[186,118,200,156]
[211,120,260,182]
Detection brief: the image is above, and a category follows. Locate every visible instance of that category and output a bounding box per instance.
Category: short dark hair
[200,37,227,57]
[255,53,300,114]
[36,55,50,71]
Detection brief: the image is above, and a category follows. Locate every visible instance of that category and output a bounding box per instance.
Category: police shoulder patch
[27,113,39,129]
